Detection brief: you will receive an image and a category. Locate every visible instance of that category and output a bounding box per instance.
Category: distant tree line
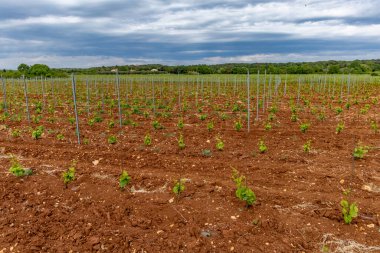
[1,59,380,77]
[1,63,68,78]
[65,59,380,75]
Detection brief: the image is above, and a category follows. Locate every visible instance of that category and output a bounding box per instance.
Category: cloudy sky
[1,0,380,68]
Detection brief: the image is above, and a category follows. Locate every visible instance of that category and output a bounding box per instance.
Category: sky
[1,0,380,69]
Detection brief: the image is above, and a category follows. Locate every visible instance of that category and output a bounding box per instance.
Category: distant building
[151,69,158,72]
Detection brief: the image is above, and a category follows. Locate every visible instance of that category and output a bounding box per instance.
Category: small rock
[168,198,174,203]
[340,179,345,184]
[231,216,237,220]
[87,236,100,245]
[157,230,164,234]
[230,246,234,251]
[367,224,375,228]
[201,230,211,238]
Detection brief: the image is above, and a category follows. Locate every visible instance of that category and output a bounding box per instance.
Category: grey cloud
[0,0,380,68]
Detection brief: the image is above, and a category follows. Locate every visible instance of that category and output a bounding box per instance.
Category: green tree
[29,64,50,76]
[197,65,213,74]
[328,64,341,74]
[17,63,30,75]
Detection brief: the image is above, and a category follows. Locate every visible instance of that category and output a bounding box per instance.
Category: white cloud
[2,0,380,42]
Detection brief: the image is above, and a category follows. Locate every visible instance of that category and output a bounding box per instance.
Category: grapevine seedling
[231,168,256,207]
[11,129,21,138]
[177,118,184,130]
[152,120,164,130]
[119,170,131,190]
[215,137,224,151]
[335,107,343,115]
[234,120,242,131]
[178,134,185,149]
[340,199,359,224]
[336,122,344,134]
[108,135,117,144]
[300,123,310,133]
[9,155,32,177]
[32,126,44,140]
[144,133,152,146]
[268,113,275,121]
[353,145,369,159]
[172,178,185,197]
[199,114,207,121]
[207,121,214,131]
[303,140,311,153]
[370,120,378,133]
[56,133,65,141]
[258,140,267,153]
[62,161,76,189]
[68,117,75,124]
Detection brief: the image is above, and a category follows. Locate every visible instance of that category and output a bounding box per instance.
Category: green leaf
[119,171,131,189]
